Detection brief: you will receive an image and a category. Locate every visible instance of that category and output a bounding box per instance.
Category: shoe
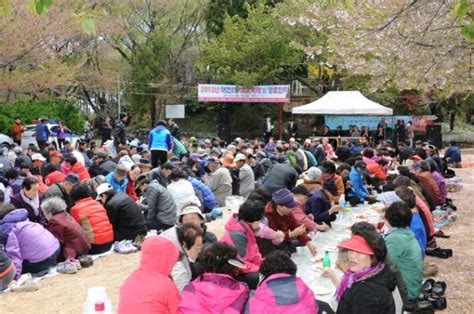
[56,261,78,274]
[78,255,93,268]
[114,240,138,254]
[210,208,223,218]
[429,296,447,310]
[10,274,40,292]
[431,281,447,297]
[68,258,81,271]
[425,247,452,259]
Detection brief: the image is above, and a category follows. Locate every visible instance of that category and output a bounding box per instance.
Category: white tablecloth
[293,203,384,303]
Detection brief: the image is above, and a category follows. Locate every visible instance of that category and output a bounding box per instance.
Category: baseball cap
[338,235,375,255]
[114,164,128,177]
[162,162,175,171]
[220,153,236,167]
[96,183,114,200]
[31,153,46,162]
[63,173,80,184]
[49,151,63,158]
[303,167,322,182]
[234,153,247,162]
[272,188,297,208]
[178,205,205,223]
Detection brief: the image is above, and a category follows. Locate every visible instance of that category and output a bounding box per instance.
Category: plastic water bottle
[338,194,346,208]
[83,287,113,314]
[322,251,331,269]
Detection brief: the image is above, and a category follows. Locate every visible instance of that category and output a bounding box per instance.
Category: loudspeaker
[425,125,442,148]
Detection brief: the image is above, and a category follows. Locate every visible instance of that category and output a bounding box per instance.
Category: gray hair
[41,197,67,215]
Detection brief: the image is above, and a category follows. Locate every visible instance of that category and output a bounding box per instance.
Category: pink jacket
[255,222,282,245]
[292,201,318,232]
[220,215,263,273]
[247,273,318,313]
[178,273,248,314]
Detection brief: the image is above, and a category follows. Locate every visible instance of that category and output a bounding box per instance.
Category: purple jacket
[246,273,318,314]
[179,273,249,313]
[10,192,47,226]
[0,209,59,279]
[431,171,447,204]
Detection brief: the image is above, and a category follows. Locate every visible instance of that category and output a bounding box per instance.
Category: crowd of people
[0,113,462,313]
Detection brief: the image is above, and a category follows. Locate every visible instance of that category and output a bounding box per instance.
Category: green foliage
[205,0,282,36]
[0,100,84,134]
[454,0,474,42]
[34,0,52,15]
[127,33,172,114]
[198,3,304,85]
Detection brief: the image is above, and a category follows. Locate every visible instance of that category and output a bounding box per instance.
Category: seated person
[135,174,177,232]
[413,161,441,206]
[383,191,426,257]
[179,242,249,313]
[0,204,60,279]
[178,204,216,244]
[70,183,114,254]
[266,189,318,256]
[160,223,204,294]
[118,237,180,313]
[220,200,264,290]
[0,250,15,291]
[10,176,47,226]
[96,183,147,242]
[348,161,377,205]
[383,202,423,303]
[42,197,91,261]
[292,185,329,232]
[248,251,318,313]
[331,233,396,313]
[444,140,461,167]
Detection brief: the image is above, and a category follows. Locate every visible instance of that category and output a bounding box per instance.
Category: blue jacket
[411,212,427,258]
[348,167,368,201]
[444,145,461,163]
[188,176,216,210]
[148,125,172,151]
[35,123,50,141]
[304,189,335,224]
[106,172,128,193]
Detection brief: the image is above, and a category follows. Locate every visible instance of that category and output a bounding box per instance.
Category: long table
[293,203,385,304]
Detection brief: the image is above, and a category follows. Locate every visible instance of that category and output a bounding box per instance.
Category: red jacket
[61,161,90,182]
[118,236,180,314]
[71,197,113,245]
[125,174,138,201]
[417,172,441,206]
[265,202,310,245]
[367,162,387,181]
[220,215,262,273]
[48,212,91,259]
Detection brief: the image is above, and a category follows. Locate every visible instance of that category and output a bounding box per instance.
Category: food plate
[310,285,332,295]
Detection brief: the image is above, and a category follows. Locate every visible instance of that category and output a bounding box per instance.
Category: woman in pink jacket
[178,242,249,313]
[220,200,264,289]
[247,251,318,313]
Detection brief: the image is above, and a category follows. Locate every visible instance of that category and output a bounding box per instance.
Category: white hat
[234,153,247,162]
[178,205,205,223]
[302,167,322,182]
[31,153,46,162]
[96,183,114,200]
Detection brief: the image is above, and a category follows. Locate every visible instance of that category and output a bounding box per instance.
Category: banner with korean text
[198,84,290,103]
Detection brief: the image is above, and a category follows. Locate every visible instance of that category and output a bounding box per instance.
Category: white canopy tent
[292,91,393,115]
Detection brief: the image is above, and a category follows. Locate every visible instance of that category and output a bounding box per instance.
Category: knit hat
[272,188,297,208]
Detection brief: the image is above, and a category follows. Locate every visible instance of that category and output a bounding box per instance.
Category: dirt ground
[0,151,473,313]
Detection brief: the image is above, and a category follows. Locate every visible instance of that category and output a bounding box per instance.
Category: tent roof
[292,91,393,115]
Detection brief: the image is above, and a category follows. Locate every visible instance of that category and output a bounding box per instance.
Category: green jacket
[385,227,423,301]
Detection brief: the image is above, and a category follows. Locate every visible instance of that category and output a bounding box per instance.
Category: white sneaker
[114,240,138,254]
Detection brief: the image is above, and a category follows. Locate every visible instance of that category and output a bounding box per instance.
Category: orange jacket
[61,161,90,182]
[11,123,24,141]
[367,162,387,181]
[71,197,114,245]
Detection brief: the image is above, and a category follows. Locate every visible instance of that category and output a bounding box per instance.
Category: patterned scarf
[335,262,385,302]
